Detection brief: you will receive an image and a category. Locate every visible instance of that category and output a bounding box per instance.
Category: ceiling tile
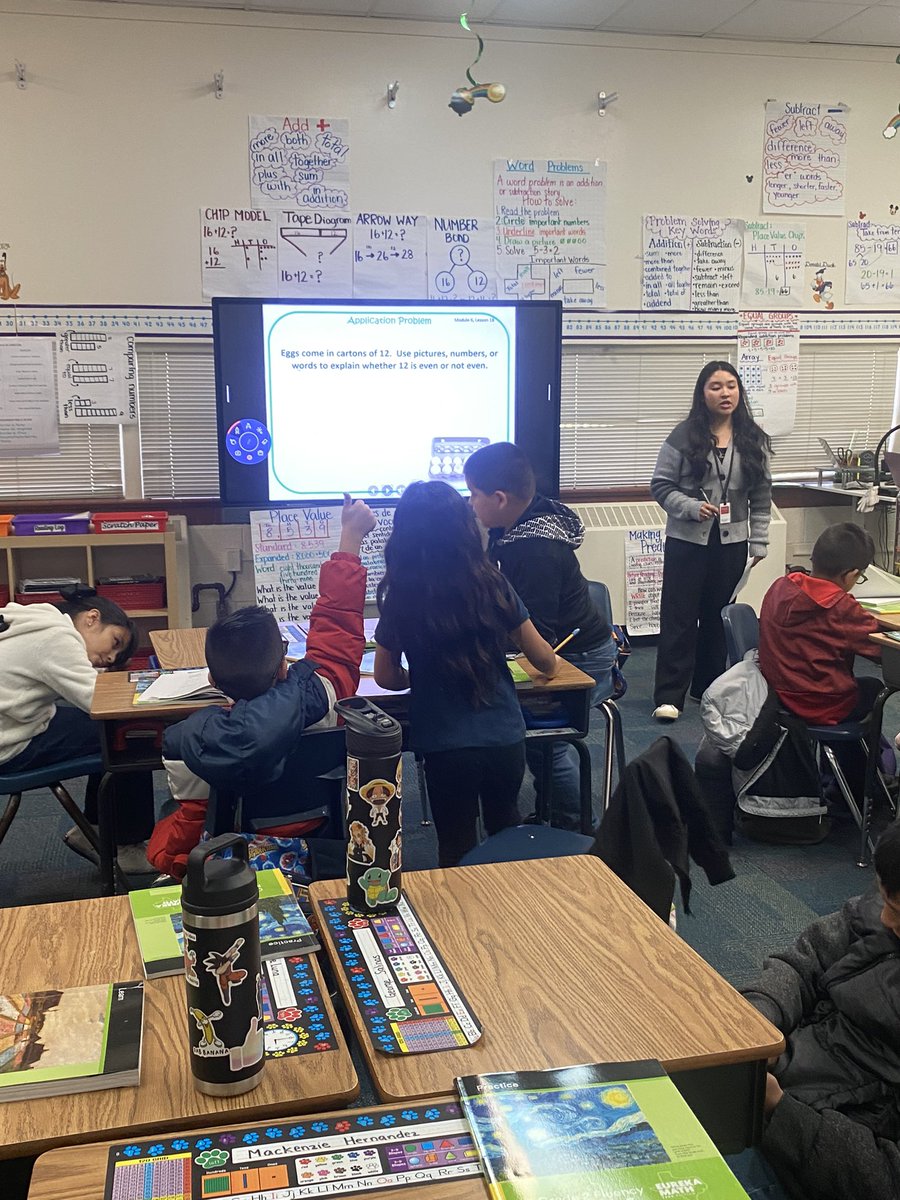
[486,0,630,28]
[370,0,502,20]
[813,5,900,41]
[244,0,377,12]
[601,0,757,36]
[713,0,869,41]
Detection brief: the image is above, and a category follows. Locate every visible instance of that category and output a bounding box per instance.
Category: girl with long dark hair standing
[651,362,772,720]
[374,480,559,866]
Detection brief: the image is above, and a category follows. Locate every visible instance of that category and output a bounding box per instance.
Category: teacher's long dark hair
[684,361,773,482]
[376,480,519,708]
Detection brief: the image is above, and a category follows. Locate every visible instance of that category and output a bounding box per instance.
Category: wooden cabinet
[0,520,191,631]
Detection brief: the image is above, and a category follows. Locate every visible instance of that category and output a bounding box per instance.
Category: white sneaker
[116,842,156,874]
[653,704,680,721]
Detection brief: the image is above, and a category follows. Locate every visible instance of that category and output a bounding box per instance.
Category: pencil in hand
[553,627,580,653]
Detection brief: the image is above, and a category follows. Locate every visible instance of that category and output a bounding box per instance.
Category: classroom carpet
[2,643,897,996]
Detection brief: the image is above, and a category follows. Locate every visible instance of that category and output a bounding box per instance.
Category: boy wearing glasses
[150,496,376,878]
[759,522,882,725]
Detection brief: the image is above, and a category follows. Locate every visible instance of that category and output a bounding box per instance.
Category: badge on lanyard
[718,501,731,525]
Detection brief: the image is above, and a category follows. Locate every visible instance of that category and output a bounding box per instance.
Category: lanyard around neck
[713,443,735,503]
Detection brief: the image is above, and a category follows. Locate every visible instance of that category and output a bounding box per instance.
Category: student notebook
[0,981,143,1102]
[132,668,228,705]
[456,1059,750,1200]
[129,868,320,978]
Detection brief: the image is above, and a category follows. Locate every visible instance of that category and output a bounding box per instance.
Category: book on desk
[0,980,143,1102]
[132,667,229,705]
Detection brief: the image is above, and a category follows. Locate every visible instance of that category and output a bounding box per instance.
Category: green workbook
[129,867,319,978]
[0,981,143,1102]
[457,1060,750,1200]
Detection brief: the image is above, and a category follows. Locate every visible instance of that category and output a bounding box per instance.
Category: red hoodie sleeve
[303,551,367,699]
[842,597,882,661]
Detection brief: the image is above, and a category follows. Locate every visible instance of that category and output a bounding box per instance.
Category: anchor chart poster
[249,115,350,210]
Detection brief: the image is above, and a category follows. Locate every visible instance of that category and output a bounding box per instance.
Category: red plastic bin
[91,511,169,534]
[15,591,66,606]
[0,585,9,607]
[96,578,166,610]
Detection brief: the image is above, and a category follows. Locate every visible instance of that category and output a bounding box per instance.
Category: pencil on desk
[553,627,580,653]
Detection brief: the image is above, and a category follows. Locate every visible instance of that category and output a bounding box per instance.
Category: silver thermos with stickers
[181,834,265,1095]
[335,697,404,914]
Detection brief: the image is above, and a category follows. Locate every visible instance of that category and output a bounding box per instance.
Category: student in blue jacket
[650,362,772,722]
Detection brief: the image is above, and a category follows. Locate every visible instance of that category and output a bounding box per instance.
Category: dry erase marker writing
[553,627,580,653]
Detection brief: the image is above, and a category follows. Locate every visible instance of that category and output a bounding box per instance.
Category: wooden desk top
[311,857,783,1104]
[0,896,357,1160]
[90,670,221,720]
[149,625,207,670]
[28,1103,482,1200]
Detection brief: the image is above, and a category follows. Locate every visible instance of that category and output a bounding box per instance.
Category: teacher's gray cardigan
[650,420,772,558]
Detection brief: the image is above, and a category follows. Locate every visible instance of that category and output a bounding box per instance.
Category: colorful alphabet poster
[493,159,606,307]
[55,330,137,425]
[104,1099,481,1200]
[249,115,350,210]
[763,100,847,216]
[845,220,900,304]
[741,221,807,308]
[318,895,482,1055]
[736,311,800,437]
[427,217,497,300]
[353,212,428,299]
[642,216,743,311]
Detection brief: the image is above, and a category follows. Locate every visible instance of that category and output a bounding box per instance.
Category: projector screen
[213,298,561,505]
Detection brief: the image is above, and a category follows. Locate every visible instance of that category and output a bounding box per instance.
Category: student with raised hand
[740,821,900,1200]
[464,441,617,830]
[374,480,559,867]
[151,494,376,878]
[651,361,772,721]
[0,585,156,873]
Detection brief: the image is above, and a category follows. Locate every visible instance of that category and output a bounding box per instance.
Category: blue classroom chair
[0,755,104,859]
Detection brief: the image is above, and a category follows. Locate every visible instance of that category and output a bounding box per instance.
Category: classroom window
[560,342,899,488]
[136,341,219,499]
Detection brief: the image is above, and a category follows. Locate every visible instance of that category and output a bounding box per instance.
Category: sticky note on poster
[251,506,393,621]
[624,529,664,636]
[249,115,350,210]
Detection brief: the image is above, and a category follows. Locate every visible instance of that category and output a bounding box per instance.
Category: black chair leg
[0,793,21,847]
[49,783,101,853]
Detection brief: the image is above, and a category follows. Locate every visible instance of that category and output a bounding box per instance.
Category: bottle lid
[335,697,402,756]
[182,834,259,916]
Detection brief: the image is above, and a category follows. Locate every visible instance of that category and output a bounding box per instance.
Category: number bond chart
[318,897,482,1056]
[104,1099,481,1200]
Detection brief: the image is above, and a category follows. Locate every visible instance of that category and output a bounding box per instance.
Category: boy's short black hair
[810,523,874,579]
[874,821,900,895]
[205,605,283,701]
[464,442,536,501]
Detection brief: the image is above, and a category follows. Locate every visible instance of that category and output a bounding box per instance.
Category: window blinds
[0,424,122,500]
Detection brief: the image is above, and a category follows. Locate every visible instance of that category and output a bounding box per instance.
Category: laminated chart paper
[624,530,664,637]
[249,115,349,210]
[494,160,606,307]
[427,217,497,300]
[741,221,807,308]
[737,311,799,437]
[55,330,137,425]
[763,100,846,216]
[846,219,900,305]
[0,337,59,456]
[642,215,742,311]
[353,212,428,299]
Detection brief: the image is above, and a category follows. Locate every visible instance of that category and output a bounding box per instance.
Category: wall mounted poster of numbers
[318,896,482,1055]
[103,1098,482,1200]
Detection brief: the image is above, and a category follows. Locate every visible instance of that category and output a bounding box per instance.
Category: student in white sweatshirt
[0,587,156,873]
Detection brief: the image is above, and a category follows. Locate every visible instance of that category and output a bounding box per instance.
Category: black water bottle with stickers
[181,834,265,1095]
[335,697,404,914]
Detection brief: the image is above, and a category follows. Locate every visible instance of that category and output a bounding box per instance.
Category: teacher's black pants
[653,528,749,710]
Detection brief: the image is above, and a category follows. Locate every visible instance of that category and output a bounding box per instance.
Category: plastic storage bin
[96,576,166,610]
[0,516,12,536]
[91,511,169,534]
[0,585,9,607]
[12,512,92,536]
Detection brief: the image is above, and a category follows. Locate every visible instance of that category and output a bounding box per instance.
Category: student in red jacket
[149,496,375,878]
[758,523,881,726]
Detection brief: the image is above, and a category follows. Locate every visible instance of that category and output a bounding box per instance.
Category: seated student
[464,441,617,829]
[373,480,559,867]
[0,586,156,873]
[149,496,375,879]
[759,523,882,723]
[740,821,900,1200]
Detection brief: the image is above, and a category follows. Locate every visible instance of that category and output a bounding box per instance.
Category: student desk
[27,1103,480,1200]
[0,895,358,1162]
[310,856,784,1154]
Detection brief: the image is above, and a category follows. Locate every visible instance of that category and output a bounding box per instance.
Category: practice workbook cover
[456,1060,750,1199]
[0,981,143,1102]
[129,867,319,978]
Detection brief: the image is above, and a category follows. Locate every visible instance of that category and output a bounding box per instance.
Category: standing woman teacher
[651,362,772,721]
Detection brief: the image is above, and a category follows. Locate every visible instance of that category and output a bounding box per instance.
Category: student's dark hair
[205,605,284,701]
[464,442,536,501]
[376,480,520,708]
[810,523,874,578]
[684,361,773,484]
[57,585,136,668]
[874,821,900,895]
